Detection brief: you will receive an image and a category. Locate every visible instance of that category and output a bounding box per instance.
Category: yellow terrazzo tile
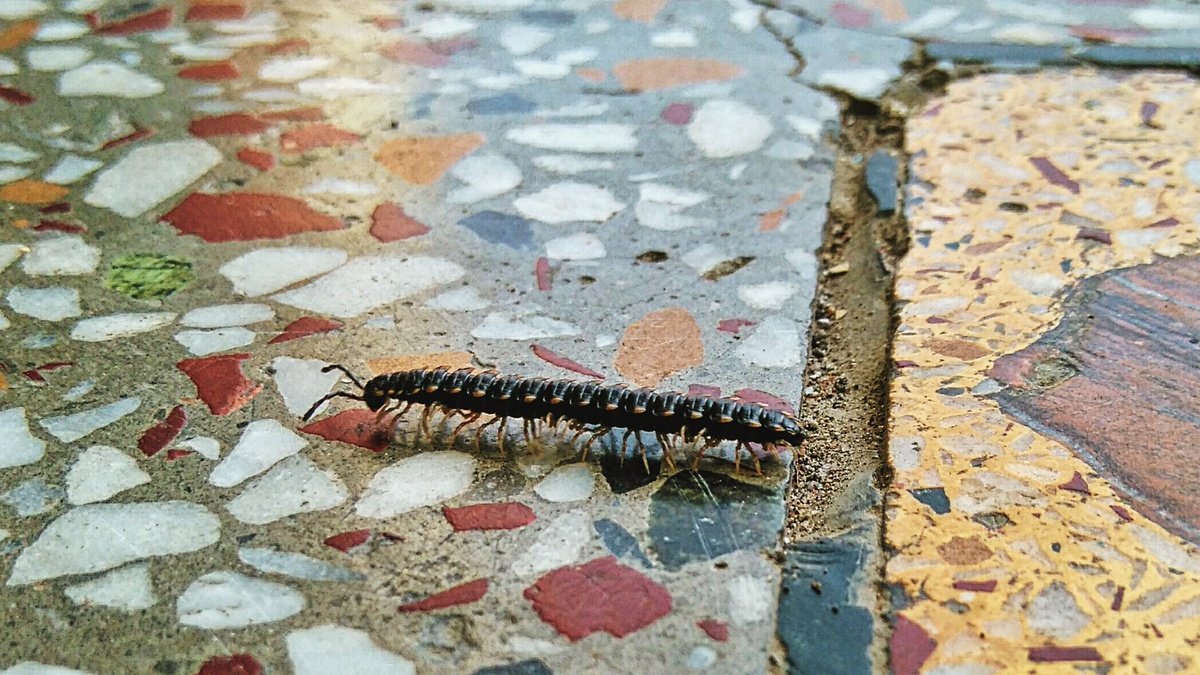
[891,69,1200,673]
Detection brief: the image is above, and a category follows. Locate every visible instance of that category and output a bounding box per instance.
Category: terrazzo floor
[5,0,1200,673]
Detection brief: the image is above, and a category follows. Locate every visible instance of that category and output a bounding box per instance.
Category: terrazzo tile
[177,353,262,416]
[611,58,743,91]
[42,154,103,184]
[425,287,490,311]
[355,451,476,518]
[63,563,156,611]
[614,308,703,387]
[634,183,711,231]
[71,312,176,342]
[58,61,165,97]
[447,154,522,203]
[506,123,637,153]
[163,192,345,242]
[272,255,464,318]
[20,236,99,276]
[524,556,672,640]
[66,445,152,505]
[533,463,595,502]
[174,327,256,355]
[37,397,140,443]
[471,311,581,340]
[687,99,773,158]
[210,419,307,488]
[7,501,220,586]
[375,133,486,185]
[1,478,64,517]
[511,510,591,577]
[458,211,537,251]
[218,247,347,297]
[225,455,347,525]
[176,571,305,629]
[0,408,46,469]
[286,625,416,675]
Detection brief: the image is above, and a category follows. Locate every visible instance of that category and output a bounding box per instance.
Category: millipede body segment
[304,365,804,468]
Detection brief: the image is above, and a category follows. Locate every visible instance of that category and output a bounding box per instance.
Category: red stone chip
[0,85,35,106]
[91,6,173,35]
[370,203,430,242]
[178,61,240,82]
[443,503,536,531]
[1028,646,1104,663]
[535,257,551,291]
[531,344,603,379]
[524,556,672,641]
[660,103,693,126]
[324,529,372,553]
[166,449,194,461]
[236,148,275,172]
[733,388,794,415]
[196,653,263,675]
[268,317,343,344]
[696,618,728,642]
[1058,471,1090,495]
[186,3,246,22]
[279,124,361,154]
[687,384,721,399]
[177,354,262,416]
[890,615,937,675]
[259,107,325,122]
[398,578,489,613]
[138,405,187,457]
[190,114,269,138]
[162,192,344,242]
[300,409,392,452]
[951,579,997,593]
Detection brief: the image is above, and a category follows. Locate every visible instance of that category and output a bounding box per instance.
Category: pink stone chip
[531,344,603,379]
[734,388,794,415]
[1058,471,1090,495]
[660,103,693,126]
[398,578,489,612]
[1028,646,1104,663]
[1029,157,1080,194]
[687,384,721,399]
[324,529,372,553]
[696,619,728,642]
[443,503,536,531]
[381,40,450,67]
[137,405,187,457]
[268,317,343,344]
[279,124,361,154]
[717,318,756,334]
[370,203,430,242]
[190,114,270,138]
[952,579,997,592]
[300,409,391,452]
[524,556,672,641]
[535,257,551,291]
[177,354,262,416]
[178,61,241,82]
[162,192,344,242]
[890,615,936,675]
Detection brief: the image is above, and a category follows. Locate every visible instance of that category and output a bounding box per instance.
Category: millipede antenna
[302,365,368,421]
[321,364,365,390]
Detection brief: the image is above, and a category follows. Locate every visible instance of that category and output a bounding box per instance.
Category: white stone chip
[532,154,614,174]
[44,154,104,184]
[301,178,379,195]
[259,56,336,82]
[499,24,553,55]
[21,236,100,276]
[0,165,32,184]
[1,664,95,675]
[545,232,606,260]
[507,123,637,153]
[0,143,40,162]
[687,100,774,158]
[511,510,590,576]
[210,419,307,489]
[0,244,26,273]
[728,575,773,624]
[273,357,342,417]
[297,77,405,99]
[0,0,47,20]
[651,29,697,48]
[64,563,156,611]
[237,548,365,582]
[738,281,800,311]
[84,140,222,217]
[734,316,803,368]
[0,408,46,469]
[66,445,151,505]
[815,68,895,100]
[1,478,62,516]
[635,183,712,231]
[447,154,522,204]
[424,287,490,312]
[170,42,235,61]
[71,312,176,342]
[6,286,80,321]
[58,61,164,97]
[355,452,475,518]
[533,464,595,502]
[7,501,221,586]
[226,455,347,525]
[514,59,570,79]
[272,256,464,318]
[514,182,624,224]
[177,571,305,629]
[38,397,140,443]
[175,437,221,461]
[36,19,88,40]
[471,311,580,340]
[0,56,18,76]
[1131,8,1200,30]
[219,247,348,297]
[287,625,417,675]
[174,327,256,356]
[26,45,91,71]
[181,303,274,328]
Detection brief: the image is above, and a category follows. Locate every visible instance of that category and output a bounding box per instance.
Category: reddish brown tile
[178,61,240,82]
[189,114,269,138]
[138,405,187,457]
[370,203,430,242]
[299,410,391,452]
[531,344,604,378]
[268,317,343,344]
[398,578,489,612]
[443,503,537,531]
[162,192,344,242]
[177,354,262,416]
[524,556,672,641]
[279,124,361,154]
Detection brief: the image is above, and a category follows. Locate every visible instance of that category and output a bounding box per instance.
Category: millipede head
[302,364,370,420]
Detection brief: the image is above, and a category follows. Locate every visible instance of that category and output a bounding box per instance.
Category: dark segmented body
[307,366,805,454]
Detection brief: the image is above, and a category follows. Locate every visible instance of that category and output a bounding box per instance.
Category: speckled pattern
[890,70,1200,674]
[0,0,835,672]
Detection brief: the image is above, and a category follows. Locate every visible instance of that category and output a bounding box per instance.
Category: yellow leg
[447,413,481,446]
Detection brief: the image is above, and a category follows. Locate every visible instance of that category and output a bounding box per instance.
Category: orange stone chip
[926,337,990,361]
[613,0,668,23]
[375,133,485,185]
[0,180,69,205]
[367,351,476,376]
[613,58,744,92]
[615,308,703,388]
[0,20,39,51]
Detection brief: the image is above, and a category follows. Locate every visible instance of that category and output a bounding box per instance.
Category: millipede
[302,365,805,472]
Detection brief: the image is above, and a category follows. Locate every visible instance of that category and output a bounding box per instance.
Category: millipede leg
[581,427,610,461]
[656,433,677,470]
[447,413,481,446]
[691,435,718,470]
[634,431,649,473]
[474,416,500,451]
[497,417,508,452]
[620,429,634,466]
[420,405,434,438]
[733,442,744,474]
